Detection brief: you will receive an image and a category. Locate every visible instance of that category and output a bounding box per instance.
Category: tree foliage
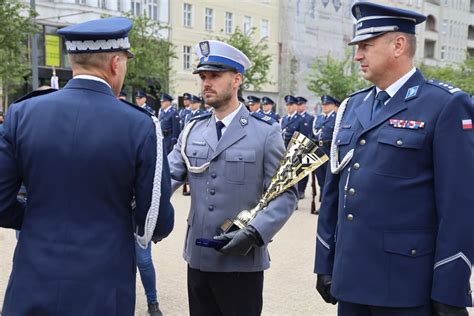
[0,0,38,107]
[217,27,272,92]
[419,57,474,95]
[124,13,175,95]
[307,50,367,101]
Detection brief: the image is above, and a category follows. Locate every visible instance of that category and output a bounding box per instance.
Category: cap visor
[349,32,388,45]
[126,50,135,59]
[193,65,232,74]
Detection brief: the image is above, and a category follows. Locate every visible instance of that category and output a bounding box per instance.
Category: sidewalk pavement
[1,184,472,315]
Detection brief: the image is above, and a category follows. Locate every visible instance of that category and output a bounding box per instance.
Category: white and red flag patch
[462,119,473,130]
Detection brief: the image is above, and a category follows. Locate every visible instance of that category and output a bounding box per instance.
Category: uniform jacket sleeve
[431,92,474,307]
[134,123,174,241]
[167,126,187,185]
[249,124,298,244]
[171,111,181,146]
[0,106,24,229]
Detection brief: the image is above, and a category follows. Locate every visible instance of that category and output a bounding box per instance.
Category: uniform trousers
[315,162,328,202]
[338,301,432,316]
[298,175,309,196]
[187,266,263,316]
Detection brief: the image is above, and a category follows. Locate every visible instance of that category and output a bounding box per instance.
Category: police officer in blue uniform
[158,92,180,154]
[314,3,473,316]
[312,95,339,213]
[281,95,304,148]
[168,40,297,316]
[179,92,192,130]
[247,95,261,113]
[0,17,174,316]
[261,96,281,122]
[183,95,204,125]
[135,90,156,115]
[295,96,314,199]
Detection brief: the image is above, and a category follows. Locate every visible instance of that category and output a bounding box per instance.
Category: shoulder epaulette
[120,99,154,116]
[13,88,58,104]
[426,79,462,94]
[190,112,212,122]
[250,111,276,125]
[349,86,374,97]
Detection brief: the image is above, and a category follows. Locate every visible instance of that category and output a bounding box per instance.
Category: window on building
[260,19,269,38]
[225,12,233,34]
[469,25,474,40]
[441,19,448,34]
[98,0,106,9]
[440,45,446,60]
[117,0,121,11]
[426,15,436,31]
[205,8,214,31]
[76,0,87,5]
[183,45,192,70]
[148,0,158,20]
[471,0,474,12]
[424,40,435,58]
[131,1,142,16]
[243,16,252,35]
[184,3,192,27]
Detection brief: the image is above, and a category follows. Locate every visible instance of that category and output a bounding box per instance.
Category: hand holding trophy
[196,131,329,254]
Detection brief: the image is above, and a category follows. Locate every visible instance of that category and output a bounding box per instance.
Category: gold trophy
[220,131,329,233]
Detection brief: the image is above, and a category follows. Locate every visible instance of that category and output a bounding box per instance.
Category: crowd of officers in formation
[127,89,341,212]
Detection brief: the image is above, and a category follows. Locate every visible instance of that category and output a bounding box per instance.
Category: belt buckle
[318,140,324,146]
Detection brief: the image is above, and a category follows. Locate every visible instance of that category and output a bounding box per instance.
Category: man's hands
[213,226,264,256]
[316,274,337,305]
[432,301,468,316]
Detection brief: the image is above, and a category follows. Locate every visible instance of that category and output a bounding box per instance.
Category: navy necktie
[216,121,225,140]
[372,91,390,120]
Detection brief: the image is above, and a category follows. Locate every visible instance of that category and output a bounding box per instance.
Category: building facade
[19,0,169,89]
[279,0,474,114]
[168,0,280,103]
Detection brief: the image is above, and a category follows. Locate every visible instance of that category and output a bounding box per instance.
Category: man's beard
[203,84,233,110]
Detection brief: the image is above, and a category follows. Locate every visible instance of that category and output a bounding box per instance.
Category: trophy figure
[195,132,329,248]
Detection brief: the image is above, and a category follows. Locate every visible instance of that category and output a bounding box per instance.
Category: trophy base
[195,238,227,249]
[220,219,245,233]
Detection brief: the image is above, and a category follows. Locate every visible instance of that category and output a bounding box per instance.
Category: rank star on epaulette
[389,119,425,129]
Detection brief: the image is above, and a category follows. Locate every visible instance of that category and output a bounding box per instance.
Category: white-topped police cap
[57,17,134,58]
[350,2,426,45]
[193,40,251,74]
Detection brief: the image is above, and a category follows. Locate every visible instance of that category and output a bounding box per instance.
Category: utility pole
[31,0,39,90]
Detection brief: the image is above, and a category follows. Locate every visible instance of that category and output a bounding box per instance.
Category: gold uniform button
[359,139,366,145]
[396,139,403,146]
[347,214,354,221]
[411,249,417,256]
[353,163,360,170]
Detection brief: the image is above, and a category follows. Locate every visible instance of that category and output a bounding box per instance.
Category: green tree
[419,57,474,95]
[0,0,38,108]
[124,13,175,95]
[217,27,272,92]
[307,50,367,102]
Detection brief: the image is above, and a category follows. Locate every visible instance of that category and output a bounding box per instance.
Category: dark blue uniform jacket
[0,79,174,316]
[315,70,474,308]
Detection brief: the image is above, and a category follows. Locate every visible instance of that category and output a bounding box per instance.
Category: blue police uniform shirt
[312,111,336,155]
[0,123,4,135]
[315,69,474,308]
[159,106,181,154]
[280,113,304,146]
[297,111,314,138]
[0,77,174,315]
[179,107,192,129]
[184,109,204,126]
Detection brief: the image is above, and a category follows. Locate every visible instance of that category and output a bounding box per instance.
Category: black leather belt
[318,140,331,147]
